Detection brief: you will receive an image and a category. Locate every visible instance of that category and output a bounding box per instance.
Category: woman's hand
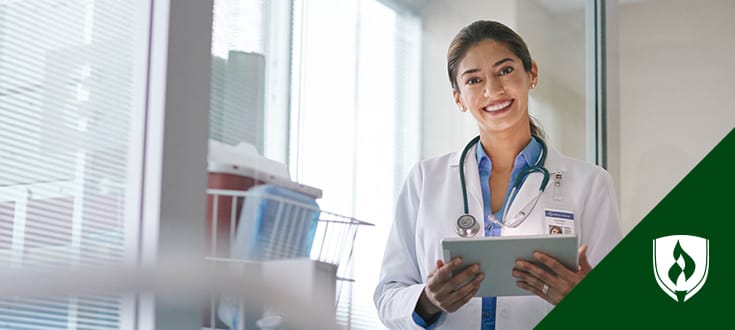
[512,245,592,305]
[416,257,484,319]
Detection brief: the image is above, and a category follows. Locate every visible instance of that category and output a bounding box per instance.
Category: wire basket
[204,187,372,329]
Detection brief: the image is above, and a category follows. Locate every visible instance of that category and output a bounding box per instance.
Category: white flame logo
[653,235,709,302]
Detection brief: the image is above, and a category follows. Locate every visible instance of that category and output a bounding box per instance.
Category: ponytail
[530,116,546,140]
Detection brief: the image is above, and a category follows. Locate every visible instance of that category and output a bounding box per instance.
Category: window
[290,0,421,328]
[209,0,292,163]
[0,0,150,328]
[208,0,421,327]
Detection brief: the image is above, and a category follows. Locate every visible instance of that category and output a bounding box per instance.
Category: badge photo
[543,209,575,235]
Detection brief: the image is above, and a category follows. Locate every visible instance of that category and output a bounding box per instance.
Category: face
[453,39,538,135]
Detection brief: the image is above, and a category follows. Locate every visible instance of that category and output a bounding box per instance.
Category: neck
[480,128,532,172]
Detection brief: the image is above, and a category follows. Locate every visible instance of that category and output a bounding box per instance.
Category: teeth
[484,100,512,112]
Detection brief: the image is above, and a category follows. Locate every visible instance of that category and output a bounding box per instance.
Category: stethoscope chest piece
[456,214,480,237]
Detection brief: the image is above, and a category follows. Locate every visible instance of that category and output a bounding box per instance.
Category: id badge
[544,209,575,235]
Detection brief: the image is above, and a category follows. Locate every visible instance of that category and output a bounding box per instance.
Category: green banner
[538,128,735,329]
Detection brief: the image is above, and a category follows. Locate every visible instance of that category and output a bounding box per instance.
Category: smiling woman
[374,20,622,330]
[453,39,536,139]
[447,21,543,141]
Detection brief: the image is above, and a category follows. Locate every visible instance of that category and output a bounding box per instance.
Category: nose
[484,77,504,97]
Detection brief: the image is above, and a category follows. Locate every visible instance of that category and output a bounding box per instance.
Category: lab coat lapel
[501,142,568,235]
[543,144,567,174]
[504,171,544,222]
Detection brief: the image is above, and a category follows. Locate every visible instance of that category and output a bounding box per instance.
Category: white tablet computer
[441,234,578,297]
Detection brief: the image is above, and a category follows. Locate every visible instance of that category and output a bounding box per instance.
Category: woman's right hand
[416,257,484,319]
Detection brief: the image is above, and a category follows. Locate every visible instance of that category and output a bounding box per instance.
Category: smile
[483,99,513,112]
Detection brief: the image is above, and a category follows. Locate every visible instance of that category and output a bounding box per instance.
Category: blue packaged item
[231,184,320,261]
[220,184,320,329]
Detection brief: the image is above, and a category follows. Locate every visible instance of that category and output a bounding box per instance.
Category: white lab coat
[374,142,622,330]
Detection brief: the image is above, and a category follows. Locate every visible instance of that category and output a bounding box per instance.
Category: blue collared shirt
[412,137,542,329]
[477,137,542,330]
[412,311,438,329]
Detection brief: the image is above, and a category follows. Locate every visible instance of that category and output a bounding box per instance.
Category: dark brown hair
[447,20,544,139]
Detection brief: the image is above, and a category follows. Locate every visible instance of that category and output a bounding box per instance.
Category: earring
[531,83,537,89]
[458,105,465,112]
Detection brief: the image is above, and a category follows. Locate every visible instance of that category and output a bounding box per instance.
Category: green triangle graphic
[537,128,735,329]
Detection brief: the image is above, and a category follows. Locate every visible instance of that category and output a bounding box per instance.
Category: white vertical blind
[290,0,421,328]
[0,0,150,328]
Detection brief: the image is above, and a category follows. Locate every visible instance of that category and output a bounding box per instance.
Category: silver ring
[542,283,550,295]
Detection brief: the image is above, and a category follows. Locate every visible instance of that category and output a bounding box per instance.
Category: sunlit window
[209,0,291,162]
[290,0,421,328]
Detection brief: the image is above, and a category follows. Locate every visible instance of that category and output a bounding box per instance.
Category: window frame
[137,0,213,328]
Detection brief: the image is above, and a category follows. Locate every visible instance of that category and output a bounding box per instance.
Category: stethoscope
[456,135,550,237]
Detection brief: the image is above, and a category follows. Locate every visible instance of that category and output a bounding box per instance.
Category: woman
[374,20,621,329]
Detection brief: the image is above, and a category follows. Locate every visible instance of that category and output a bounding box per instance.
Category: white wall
[617,0,735,233]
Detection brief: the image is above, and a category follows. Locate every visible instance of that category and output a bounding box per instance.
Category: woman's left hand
[512,244,592,305]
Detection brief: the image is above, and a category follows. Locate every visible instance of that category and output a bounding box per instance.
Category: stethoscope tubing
[459,135,482,215]
[457,135,549,236]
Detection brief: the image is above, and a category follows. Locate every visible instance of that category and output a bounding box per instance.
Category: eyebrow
[460,58,515,77]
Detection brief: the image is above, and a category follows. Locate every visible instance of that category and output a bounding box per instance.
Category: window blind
[290,0,421,328]
[0,0,149,328]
